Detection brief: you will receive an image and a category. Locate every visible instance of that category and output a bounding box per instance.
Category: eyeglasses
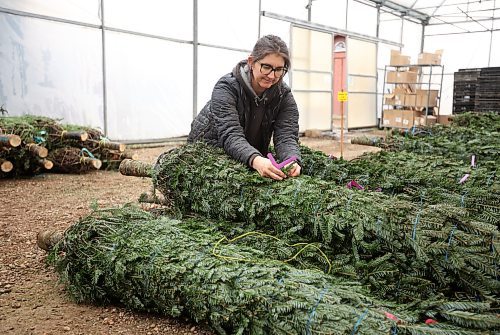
[257,62,288,77]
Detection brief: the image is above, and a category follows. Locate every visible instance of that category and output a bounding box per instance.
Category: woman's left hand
[285,162,301,177]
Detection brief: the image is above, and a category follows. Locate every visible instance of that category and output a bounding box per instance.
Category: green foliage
[50,206,396,334]
[154,143,499,302]
[298,146,499,225]
[50,205,499,334]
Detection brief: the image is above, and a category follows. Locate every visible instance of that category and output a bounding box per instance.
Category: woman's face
[249,53,287,95]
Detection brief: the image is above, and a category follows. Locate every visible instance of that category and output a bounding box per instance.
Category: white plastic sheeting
[0,0,499,140]
[0,12,104,129]
[103,0,192,40]
[197,46,248,113]
[198,0,259,50]
[0,0,101,24]
[104,31,193,141]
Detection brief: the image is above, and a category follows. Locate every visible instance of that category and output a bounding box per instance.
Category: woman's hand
[251,156,287,181]
[285,162,301,177]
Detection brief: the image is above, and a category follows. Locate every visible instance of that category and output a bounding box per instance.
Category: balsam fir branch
[153,143,499,302]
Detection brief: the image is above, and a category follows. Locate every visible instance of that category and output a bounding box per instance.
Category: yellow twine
[212,231,332,273]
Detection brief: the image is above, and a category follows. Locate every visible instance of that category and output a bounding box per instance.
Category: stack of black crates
[453,67,500,114]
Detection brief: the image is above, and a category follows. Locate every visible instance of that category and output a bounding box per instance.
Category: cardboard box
[382,109,402,127]
[418,49,443,65]
[386,71,418,84]
[419,115,437,126]
[437,115,454,125]
[404,94,417,106]
[401,110,421,128]
[390,50,411,66]
[416,89,439,107]
[384,88,405,106]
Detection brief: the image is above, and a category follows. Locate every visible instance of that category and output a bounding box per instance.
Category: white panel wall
[198,0,259,49]
[104,0,192,40]
[491,32,500,66]
[379,12,402,42]
[313,0,347,29]
[197,46,248,113]
[259,16,291,46]
[346,0,377,37]
[0,13,104,129]
[424,32,493,115]
[401,20,422,59]
[0,0,100,24]
[261,0,308,21]
[105,31,193,141]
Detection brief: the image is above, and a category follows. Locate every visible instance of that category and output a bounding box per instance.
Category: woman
[187,35,301,181]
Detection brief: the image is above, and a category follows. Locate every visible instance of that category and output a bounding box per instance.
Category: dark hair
[251,35,291,69]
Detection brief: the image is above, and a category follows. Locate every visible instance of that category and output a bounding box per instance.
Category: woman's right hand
[251,156,287,181]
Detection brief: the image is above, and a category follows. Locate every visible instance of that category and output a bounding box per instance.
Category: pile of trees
[0,115,137,177]
[42,112,499,334]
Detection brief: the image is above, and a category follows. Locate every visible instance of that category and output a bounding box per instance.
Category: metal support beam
[193,0,198,119]
[366,0,430,23]
[261,11,402,47]
[100,0,108,136]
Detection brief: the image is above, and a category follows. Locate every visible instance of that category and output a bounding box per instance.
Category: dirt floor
[0,133,381,335]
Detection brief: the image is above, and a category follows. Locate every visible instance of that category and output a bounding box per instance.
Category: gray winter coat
[187,60,301,167]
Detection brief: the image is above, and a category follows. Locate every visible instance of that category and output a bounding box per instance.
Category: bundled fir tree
[298,146,499,226]
[351,112,499,170]
[48,205,500,334]
[153,143,499,303]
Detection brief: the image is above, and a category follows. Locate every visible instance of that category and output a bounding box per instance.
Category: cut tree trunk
[37,159,53,170]
[99,141,126,152]
[0,159,13,173]
[0,134,22,148]
[26,143,48,158]
[81,157,102,170]
[36,230,63,251]
[57,130,89,142]
[120,150,138,160]
[119,159,152,177]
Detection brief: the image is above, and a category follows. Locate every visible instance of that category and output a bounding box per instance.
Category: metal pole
[340,91,344,158]
[307,0,312,21]
[193,0,198,119]
[376,4,381,126]
[488,0,496,66]
[345,0,349,30]
[100,0,108,136]
[258,0,262,38]
[420,21,426,53]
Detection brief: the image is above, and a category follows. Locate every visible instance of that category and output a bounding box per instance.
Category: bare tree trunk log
[120,150,138,160]
[81,157,102,170]
[99,140,126,152]
[139,192,169,205]
[37,158,53,170]
[58,130,89,142]
[36,230,63,251]
[26,143,48,158]
[0,134,21,148]
[350,136,383,147]
[119,159,152,177]
[0,159,13,173]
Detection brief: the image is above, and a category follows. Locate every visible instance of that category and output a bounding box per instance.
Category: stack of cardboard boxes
[382,49,447,128]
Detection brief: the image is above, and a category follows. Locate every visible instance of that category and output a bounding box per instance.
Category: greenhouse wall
[0,0,498,141]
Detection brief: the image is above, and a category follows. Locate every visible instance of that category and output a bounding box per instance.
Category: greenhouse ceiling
[368,0,499,31]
